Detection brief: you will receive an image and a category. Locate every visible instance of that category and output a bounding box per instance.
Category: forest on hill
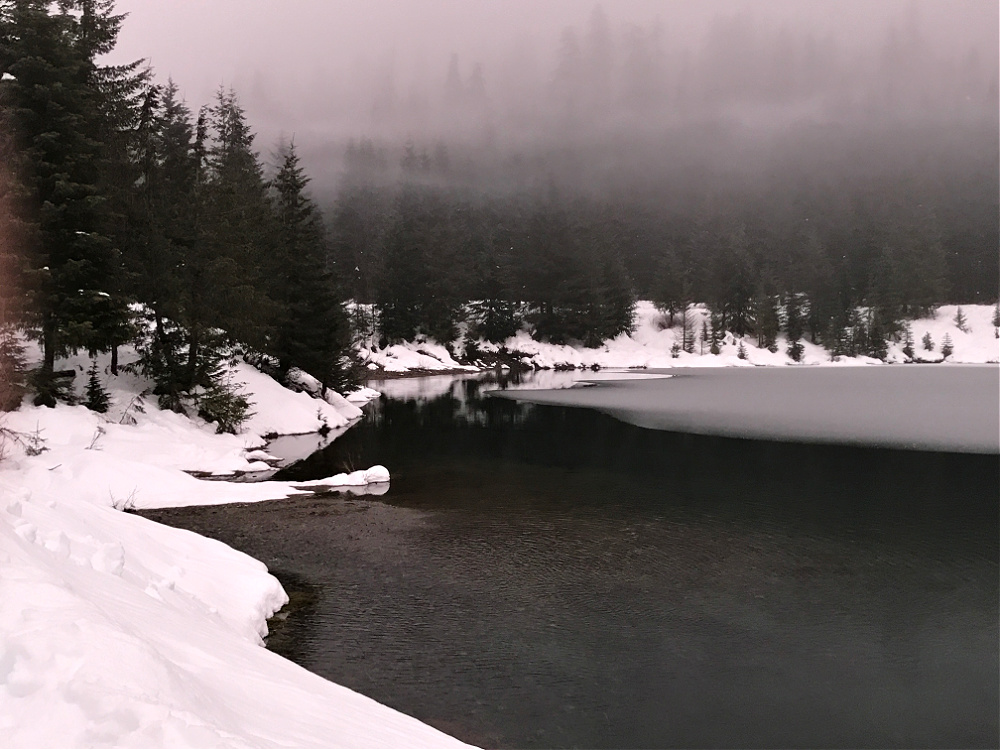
[1,0,997,427]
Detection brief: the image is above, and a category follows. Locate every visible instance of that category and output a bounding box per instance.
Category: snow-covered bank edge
[0,349,472,748]
[358,302,999,375]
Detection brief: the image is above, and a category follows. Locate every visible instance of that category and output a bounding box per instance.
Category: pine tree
[0,1,135,402]
[953,306,968,333]
[940,333,954,358]
[755,293,780,353]
[993,302,999,338]
[865,309,889,360]
[200,89,277,349]
[681,304,695,353]
[901,325,914,360]
[269,141,353,391]
[737,340,748,360]
[651,245,684,327]
[785,293,804,362]
[921,331,934,351]
[0,65,28,411]
[125,81,202,408]
[83,358,109,413]
[0,326,26,411]
[708,310,724,355]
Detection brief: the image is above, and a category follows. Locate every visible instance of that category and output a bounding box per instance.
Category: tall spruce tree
[0,57,27,410]
[785,292,805,361]
[0,0,133,403]
[269,141,352,391]
[201,87,276,354]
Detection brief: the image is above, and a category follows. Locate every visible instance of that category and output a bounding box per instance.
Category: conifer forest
[1,0,997,417]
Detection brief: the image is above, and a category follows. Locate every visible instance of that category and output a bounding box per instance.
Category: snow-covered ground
[0,346,470,748]
[360,302,999,373]
[359,339,479,374]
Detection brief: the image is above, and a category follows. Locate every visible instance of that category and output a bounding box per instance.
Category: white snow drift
[361,301,1000,373]
[0,348,470,749]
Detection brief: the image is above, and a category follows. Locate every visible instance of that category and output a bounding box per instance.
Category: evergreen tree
[269,141,352,391]
[651,245,684,327]
[681,304,696,353]
[467,202,521,343]
[940,333,953,358]
[0,0,132,402]
[864,308,889,360]
[126,81,203,407]
[0,67,27,411]
[901,326,914,360]
[201,87,276,353]
[921,331,934,351]
[953,306,968,333]
[377,186,465,344]
[708,310,724,355]
[0,326,26,411]
[754,292,780,352]
[992,302,999,338]
[76,0,149,376]
[83,358,109,413]
[785,293,804,362]
[847,307,868,357]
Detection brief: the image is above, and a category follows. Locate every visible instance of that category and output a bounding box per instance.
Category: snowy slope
[1,348,469,748]
[361,302,999,373]
[0,477,469,748]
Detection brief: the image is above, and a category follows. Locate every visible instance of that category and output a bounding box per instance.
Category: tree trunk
[42,316,56,376]
[186,323,200,392]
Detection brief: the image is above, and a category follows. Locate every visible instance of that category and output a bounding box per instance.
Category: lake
[141,369,999,749]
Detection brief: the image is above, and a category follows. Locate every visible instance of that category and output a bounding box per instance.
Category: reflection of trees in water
[285,373,998,558]
[371,373,537,429]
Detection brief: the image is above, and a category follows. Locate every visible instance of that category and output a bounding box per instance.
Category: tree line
[327,124,996,362]
[0,0,350,428]
[1,1,996,428]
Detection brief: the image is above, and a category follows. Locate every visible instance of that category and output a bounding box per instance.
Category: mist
[107,1,998,190]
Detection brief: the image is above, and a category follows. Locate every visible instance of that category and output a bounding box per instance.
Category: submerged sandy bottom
[492,364,999,453]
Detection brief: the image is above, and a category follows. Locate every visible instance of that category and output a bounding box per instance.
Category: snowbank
[1,348,468,747]
[359,340,479,374]
[364,302,999,374]
[0,473,469,748]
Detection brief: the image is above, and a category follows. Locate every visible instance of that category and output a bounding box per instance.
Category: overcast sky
[105,0,997,187]
[109,1,995,103]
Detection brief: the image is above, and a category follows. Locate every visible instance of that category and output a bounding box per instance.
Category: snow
[898,304,999,364]
[236,362,363,437]
[345,386,382,404]
[493,364,1000,454]
[1,346,470,748]
[365,302,999,374]
[0,480,469,748]
[360,340,479,373]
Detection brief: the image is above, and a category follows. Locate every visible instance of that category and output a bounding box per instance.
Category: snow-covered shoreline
[0,348,472,748]
[360,301,999,375]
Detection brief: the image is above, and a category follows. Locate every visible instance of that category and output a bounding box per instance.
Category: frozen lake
[490,364,999,453]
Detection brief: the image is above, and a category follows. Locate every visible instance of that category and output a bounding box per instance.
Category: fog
[105,0,997,215]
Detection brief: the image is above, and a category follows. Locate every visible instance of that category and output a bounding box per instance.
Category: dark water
[142,374,999,749]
